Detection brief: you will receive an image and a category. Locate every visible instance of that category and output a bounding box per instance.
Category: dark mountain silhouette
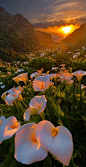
[35,31,55,48]
[0,6,39,53]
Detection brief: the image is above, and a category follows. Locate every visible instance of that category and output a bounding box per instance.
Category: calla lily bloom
[73,54,78,59]
[72,70,86,81]
[24,95,47,121]
[58,70,73,83]
[30,68,44,79]
[30,72,39,79]
[52,67,58,71]
[81,84,86,89]
[1,85,5,89]
[50,73,57,78]
[1,86,23,106]
[41,73,47,76]
[60,64,65,67]
[49,81,54,86]
[15,69,24,74]
[14,123,48,165]
[36,121,73,166]
[65,79,73,85]
[60,64,66,71]
[37,68,44,75]
[12,73,28,84]
[0,116,21,143]
[33,75,51,91]
[0,82,3,85]
[29,95,47,113]
[23,62,28,65]
[1,87,18,100]
[0,116,5,144]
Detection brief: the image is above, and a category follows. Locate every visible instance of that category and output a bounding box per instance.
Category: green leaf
[46,99,58,125]
[69,159,79,167]
[81,115,86,121]
[29,114,42,124]
[1,155,13,167]
[14,101,25,119]
[72,150,77,158]
[57,118,63,126]
[43,155,52,167]
[9,159,17,167]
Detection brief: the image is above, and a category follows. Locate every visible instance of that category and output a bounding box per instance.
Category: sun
[62,26,71,34]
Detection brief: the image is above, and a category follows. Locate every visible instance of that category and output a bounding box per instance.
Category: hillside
[35,31,55,48]
[60,23,86,48]
[0,6,39,55]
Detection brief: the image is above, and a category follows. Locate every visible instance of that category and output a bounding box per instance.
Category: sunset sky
[0,0,86,42]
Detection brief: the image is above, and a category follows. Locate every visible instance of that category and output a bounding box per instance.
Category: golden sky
[35,24,80,42]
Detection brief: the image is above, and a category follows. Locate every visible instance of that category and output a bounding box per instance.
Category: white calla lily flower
[24,95,47,121]
[14,123,48,165]
[36,120,73,166]
[33,75,51,91]
[30,72,39,79]
[29,95,47,114]
[1,86,23,106]
[72,70,86,81]
[12,73,28,84]
[37,68,44,75]
[81,84,86,89]
[0,116,21,143]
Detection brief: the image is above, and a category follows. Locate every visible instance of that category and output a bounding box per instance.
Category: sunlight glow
[60,25,80,35]
[35,24,80,42]
[62,26,71,34]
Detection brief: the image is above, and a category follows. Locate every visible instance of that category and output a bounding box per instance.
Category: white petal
[5,87,23,106]
[0,116,21,143]
[0,115,5,121]
[0,116,5,127]
[29,95,47,114]
[8,87,16,93]
[30,72,39,79]
[14,123,47,165]
[23,107,38,121]
[33,75,50,91]
[36,121,73,166]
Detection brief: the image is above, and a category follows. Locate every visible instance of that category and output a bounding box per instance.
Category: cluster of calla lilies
[1,66,86,166]
[0,115,73,166]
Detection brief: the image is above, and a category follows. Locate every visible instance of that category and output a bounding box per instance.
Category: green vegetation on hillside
[0,6,39,57]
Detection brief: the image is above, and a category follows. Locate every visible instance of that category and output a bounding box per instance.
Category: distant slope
[60,23,86,48]
[35,31,55,48]
[0,6,39,53]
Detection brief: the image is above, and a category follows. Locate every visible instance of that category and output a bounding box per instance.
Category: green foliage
[29,57,55,71]
[43,155,52,167]
[0,47,86,167]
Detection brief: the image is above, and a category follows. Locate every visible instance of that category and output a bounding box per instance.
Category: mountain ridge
[0,6,39,53]
[35,31,55,48]
[60,23,86,48]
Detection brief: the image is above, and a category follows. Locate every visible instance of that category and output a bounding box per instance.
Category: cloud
[0,0,86,42]
[33,17,86,28]
[0,0,86,24]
